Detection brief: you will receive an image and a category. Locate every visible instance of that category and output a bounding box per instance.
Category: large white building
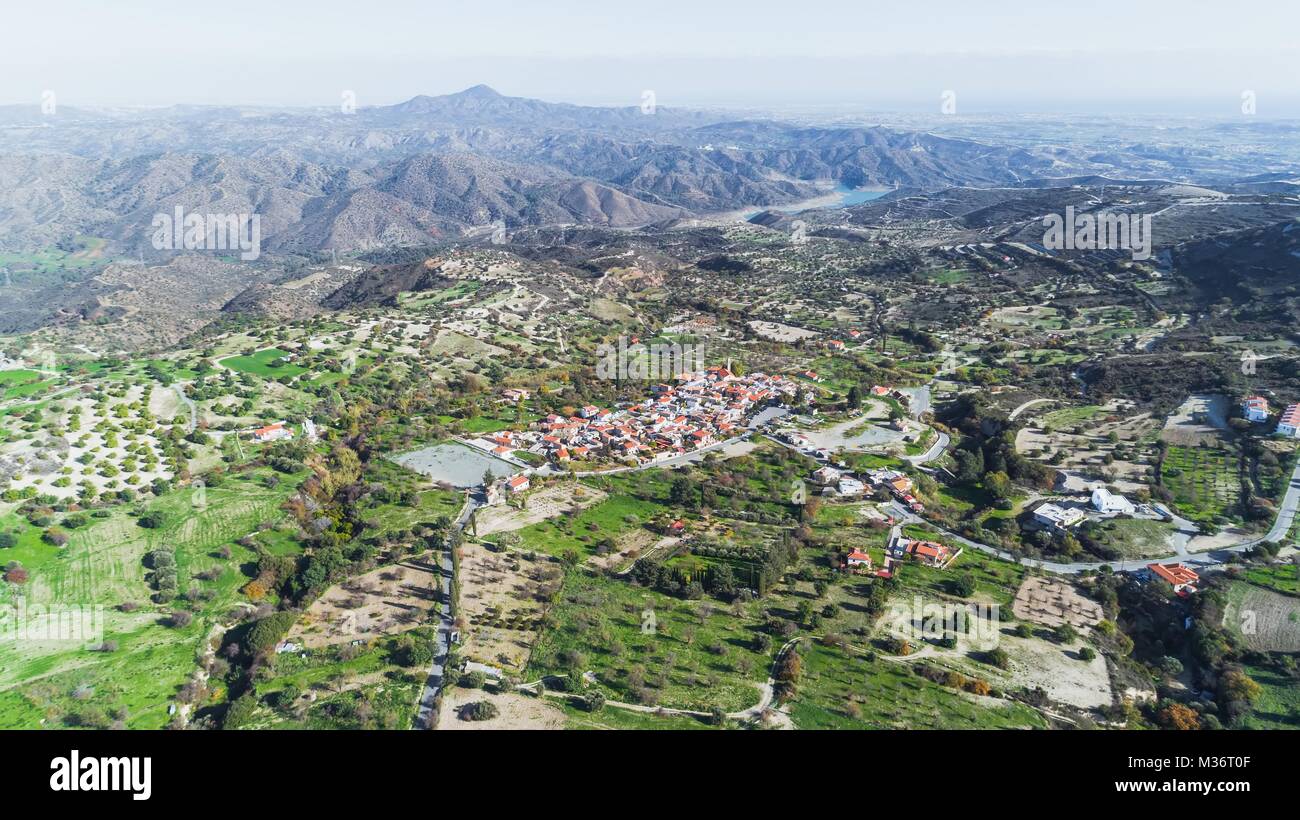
[836,477,866,497]
[1091,487,1135,515]
[1033,502,1086,532]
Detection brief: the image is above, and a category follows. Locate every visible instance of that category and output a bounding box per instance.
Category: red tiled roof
[1148,563,1198,585]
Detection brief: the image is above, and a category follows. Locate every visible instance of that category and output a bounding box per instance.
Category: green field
[0,236,112,281]
[1237,662,1300,730]
[1241,563,1300,596]
[0,369,50,401]
[788,641,1047,729]
[1161,445,1241,524]
[894,530,1026,607]
[242,630,431,729]
[218,348,309,378]
[0,474,294,728]
[516,492,660,560]
[527,571,774,713]
[1083,517,1177,559]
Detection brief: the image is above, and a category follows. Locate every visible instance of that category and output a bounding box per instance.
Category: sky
[3,0,1299,114]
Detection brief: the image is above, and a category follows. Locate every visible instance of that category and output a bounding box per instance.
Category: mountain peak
[453,84,503,99]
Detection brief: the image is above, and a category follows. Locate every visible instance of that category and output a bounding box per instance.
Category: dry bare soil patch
[438,686,566,730]
[1012,576,1104,629]
[475,484,607,536]
[289,558,440,650]
[998,633,1113,710]
[457,542,560,671]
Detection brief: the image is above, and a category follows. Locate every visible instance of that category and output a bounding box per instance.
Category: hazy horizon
[4,0,1300,116]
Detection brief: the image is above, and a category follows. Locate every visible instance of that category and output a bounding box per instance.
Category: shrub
[460,700,499,721]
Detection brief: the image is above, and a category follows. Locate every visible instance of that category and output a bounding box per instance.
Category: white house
[1033,502,1085,532]
[845,550,873,569]
[812,466,842,485]
[1277,404,1300,438]
[836,477,866,497]
[1091,487,1135,515]
[1242,396,1270,423]
[253,422,294,443]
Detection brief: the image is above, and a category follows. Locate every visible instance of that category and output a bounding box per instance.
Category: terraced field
[0,474,294,728]
[1223,581,1300,653]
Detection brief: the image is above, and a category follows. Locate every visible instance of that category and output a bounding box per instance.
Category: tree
[223,692,258,729]
[1156,702,1201,731]
[983,471,1012,502]
[1218,667,1262,723]
[983,648,1011,670]
[846,385,861,410]
[669,476,696,507]
[246,611,299,655]
[949,573,976,598]
[137,511,165,529]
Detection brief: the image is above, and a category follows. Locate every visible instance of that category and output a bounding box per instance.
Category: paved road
[903,431,950,466]
[414,496,478,729]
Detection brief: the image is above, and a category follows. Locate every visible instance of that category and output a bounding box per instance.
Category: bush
[137,511,165,529]
[460,700,499,721]
[983,648,1011,670]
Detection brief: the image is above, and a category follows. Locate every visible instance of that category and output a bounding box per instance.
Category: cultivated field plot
[475,484,606,536]
[457,542,558,672]
[0,478,290,728]
[1240,561,1300,596]
[526,571,773,713]
[1161,444,1240,523]
[1223,581,1300,653]
[289,558,442,650]
[514,492,660,560]
[789,641,1047,729]
[1012,576,1104,629]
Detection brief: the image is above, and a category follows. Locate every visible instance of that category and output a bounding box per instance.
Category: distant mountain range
[2,86,1298,258]
[0,85,1094,255]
